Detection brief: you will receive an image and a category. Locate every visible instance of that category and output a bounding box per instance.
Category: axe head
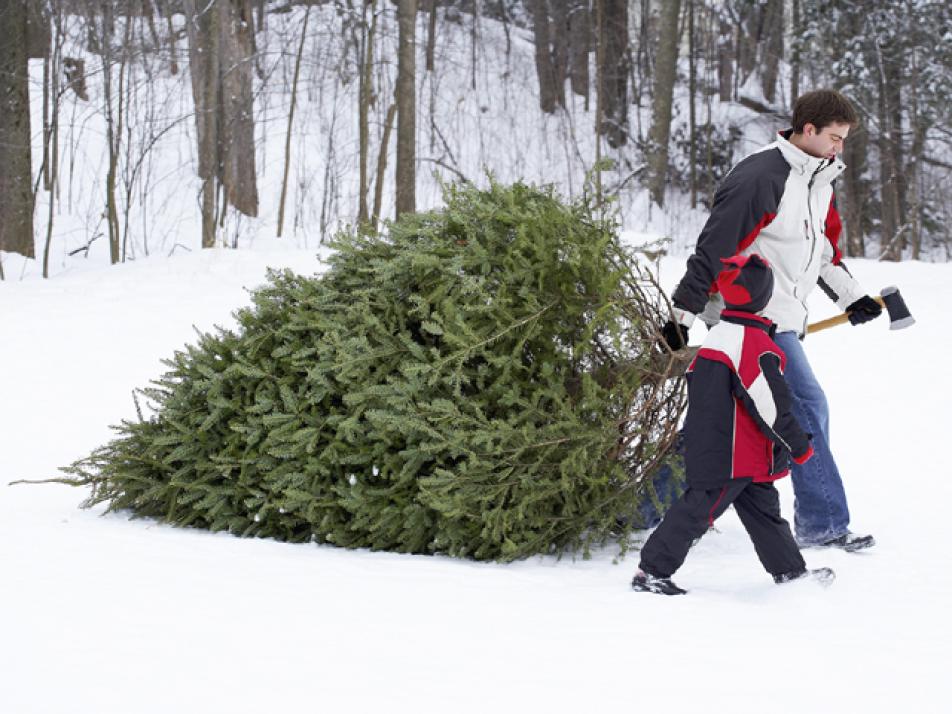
[880,286,915,330]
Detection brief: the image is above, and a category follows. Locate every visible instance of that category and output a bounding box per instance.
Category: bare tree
[357,0,378,228]
[760,0,783,103]
[646,0,681,205]
[790,0,801,101]
[395,0,416,218]
[277,3,310,237]
[598,0,629,147]
[841,128,869,258]
[716,8,732,102]
[0,1,36,260]
[567,0,590,104]
[530,0,561,113]
[184,0,259,249]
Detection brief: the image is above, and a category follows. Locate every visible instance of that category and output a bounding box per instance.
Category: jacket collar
[721,310,777,336]
[771,129,846,187]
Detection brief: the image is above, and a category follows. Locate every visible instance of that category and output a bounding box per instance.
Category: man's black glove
[661,320,690,350]
[846,295,883,325]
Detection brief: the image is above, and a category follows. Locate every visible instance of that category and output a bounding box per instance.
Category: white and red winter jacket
[672,131,867,336]
[684,311,813,487]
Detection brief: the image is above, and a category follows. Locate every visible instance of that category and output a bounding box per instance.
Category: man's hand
[846,295,883,325]
[661,320,690,350]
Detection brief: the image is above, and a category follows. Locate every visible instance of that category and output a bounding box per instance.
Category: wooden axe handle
[806,295,886,335]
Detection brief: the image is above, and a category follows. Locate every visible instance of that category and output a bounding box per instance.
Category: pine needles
[61,180,687,561]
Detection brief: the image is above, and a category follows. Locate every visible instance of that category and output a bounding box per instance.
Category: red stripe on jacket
[825,195,843,264]
[708,212,777,296]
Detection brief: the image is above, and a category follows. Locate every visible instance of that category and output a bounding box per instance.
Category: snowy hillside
[2,246,949,713]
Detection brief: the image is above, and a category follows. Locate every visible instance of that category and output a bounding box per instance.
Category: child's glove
[793,443,815,465]
[660,320,690,350]
[846,295,883,325]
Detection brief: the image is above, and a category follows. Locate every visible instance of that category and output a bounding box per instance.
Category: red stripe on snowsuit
[708,486,729,527]
[732,327,785,481]
[688,322,790,482]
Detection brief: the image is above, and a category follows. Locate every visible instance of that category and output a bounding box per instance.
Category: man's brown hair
[791,89,859,132]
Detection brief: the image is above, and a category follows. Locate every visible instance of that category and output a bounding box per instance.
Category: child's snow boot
[631,570,687,596]
[773,567,835,586]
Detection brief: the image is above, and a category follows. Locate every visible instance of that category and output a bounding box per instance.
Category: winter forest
[4,3,952,710]
[2,0,951,280]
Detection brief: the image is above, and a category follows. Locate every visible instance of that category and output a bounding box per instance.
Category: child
[632,253,832,595]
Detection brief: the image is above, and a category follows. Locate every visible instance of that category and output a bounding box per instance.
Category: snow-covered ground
[2,247,949,713]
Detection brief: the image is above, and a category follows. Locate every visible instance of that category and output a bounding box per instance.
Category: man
[662,89,880,552]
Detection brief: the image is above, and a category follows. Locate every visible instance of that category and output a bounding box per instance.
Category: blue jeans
[774,331,851,544]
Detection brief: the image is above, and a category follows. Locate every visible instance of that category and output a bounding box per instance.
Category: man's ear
[803,122,817,137]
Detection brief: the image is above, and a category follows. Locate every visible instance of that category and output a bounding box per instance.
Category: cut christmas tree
[63,181,686,561]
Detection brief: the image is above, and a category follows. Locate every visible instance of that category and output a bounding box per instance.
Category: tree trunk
[530,0,560,113]
[717,14,732,102]
[688,0,696,208]
[358,1,375,227]
[278,4,310,237]
[184,0,221,248]
[185,0,259,246]
[877,42,903,261]
[841,128,868,257]
[877,75,901,261]
[218,0,258,217]
[156,0,180,74]
[906,49,926,260]
[594,0,604,206]
[790,0,800,102]
[550,1,569,101]
[26,2,51,59]
[567,0,590,101]
[0,1,35,258]
[395,0,417,218]
[373,103,397,232]
[736,3,758,86]
[760,0,782,104]
[598,0,629,147]
[646,0,681,205]
[425,0,437,72]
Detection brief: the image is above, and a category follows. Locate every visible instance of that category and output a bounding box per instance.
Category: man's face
[799,122,851,160]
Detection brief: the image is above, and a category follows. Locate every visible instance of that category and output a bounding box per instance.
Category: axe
[807,285,915,335]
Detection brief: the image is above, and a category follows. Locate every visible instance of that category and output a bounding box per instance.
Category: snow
[2,248,950,713]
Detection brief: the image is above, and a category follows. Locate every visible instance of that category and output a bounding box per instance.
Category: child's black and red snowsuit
[639,254,814,581]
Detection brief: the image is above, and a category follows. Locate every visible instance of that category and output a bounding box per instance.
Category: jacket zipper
[797,162,827,333]
[804,163,825,273]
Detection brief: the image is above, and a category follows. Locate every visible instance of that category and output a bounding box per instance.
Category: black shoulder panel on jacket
[683,358,737,488]
[672,148,791,315]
